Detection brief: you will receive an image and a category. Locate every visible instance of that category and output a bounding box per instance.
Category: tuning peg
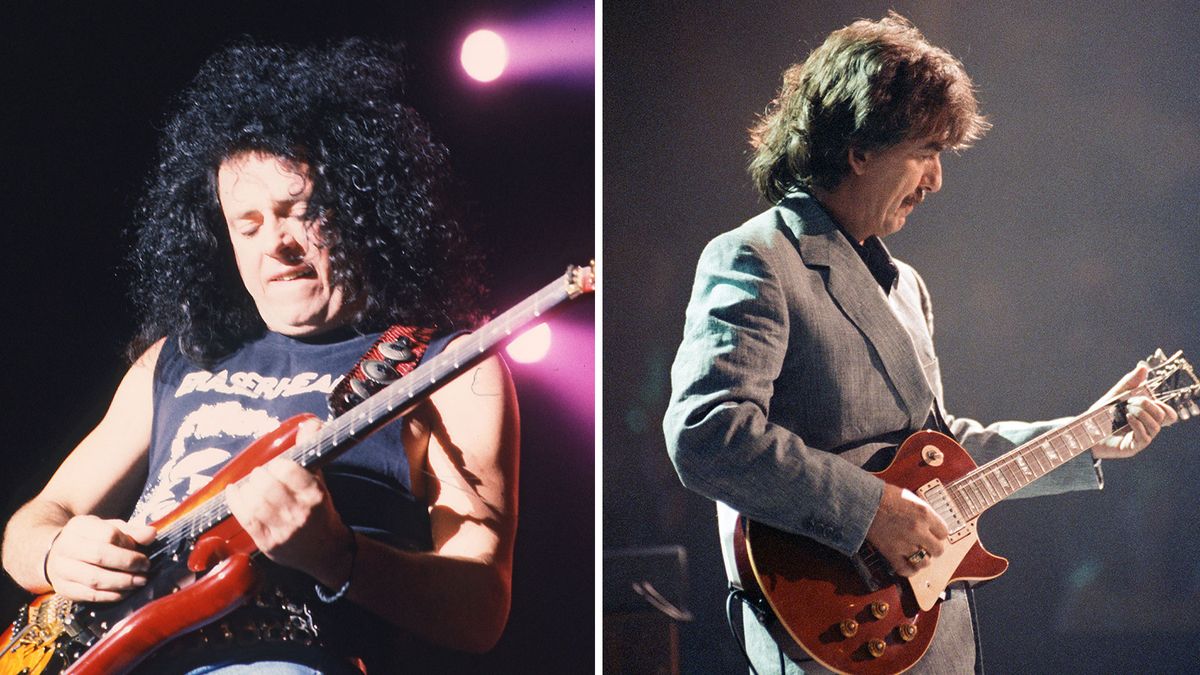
[1189,400,1200,417]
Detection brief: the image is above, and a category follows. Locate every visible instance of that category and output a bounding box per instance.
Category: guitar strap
[327,325,436,417]
[926,396,953,436]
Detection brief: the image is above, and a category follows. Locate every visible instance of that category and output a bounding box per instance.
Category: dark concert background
[0,1,594,672]
[7,1,1200,673]
[604,2,1200,673]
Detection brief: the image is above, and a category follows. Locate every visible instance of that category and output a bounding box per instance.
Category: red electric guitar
[734,349,1200,675]
[0,262,595,675]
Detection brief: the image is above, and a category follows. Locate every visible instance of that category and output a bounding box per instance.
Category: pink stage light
[458,5,593,86]
[461,29,508,82]
[506,323,552,363]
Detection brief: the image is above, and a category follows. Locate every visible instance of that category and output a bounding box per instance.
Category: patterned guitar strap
[328,325,437,417]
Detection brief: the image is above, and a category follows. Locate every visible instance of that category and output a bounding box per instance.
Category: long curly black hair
[127,38,485,366]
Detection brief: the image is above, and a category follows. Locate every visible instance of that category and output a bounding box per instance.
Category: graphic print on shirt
[131,368,340,525]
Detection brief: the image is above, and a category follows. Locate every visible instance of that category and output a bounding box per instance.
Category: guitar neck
[945,389,1142,521]
[288,269,584,469]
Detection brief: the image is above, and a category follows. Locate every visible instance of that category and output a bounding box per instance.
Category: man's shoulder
[704,199,815,253]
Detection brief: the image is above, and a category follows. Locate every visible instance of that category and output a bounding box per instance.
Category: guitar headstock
[566,260,597,298]
[1145,349,1200,420]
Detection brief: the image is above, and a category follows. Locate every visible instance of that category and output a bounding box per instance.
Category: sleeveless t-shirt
[131,328,460,672]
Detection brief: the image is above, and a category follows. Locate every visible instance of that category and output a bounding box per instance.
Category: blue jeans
[161,644,363,674]
[186,663,322,674]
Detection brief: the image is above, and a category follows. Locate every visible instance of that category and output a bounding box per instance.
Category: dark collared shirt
[804,192,900,294]
[848,234,900,294]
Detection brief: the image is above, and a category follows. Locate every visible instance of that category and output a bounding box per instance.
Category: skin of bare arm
[1,340,163,601]
[224,344,520,653]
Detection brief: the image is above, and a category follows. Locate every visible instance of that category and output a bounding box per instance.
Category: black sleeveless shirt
[131,328,465,672]
[131,329,449,549]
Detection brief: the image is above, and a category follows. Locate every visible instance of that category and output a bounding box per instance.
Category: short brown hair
[749,11,989,202]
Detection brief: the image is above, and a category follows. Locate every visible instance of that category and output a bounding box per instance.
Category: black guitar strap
[926,396,953,436]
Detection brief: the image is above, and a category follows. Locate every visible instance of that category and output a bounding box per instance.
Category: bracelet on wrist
[314,529,357,603]
[42,529,64,587]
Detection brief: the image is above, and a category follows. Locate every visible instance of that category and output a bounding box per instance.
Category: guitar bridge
[850,552,883,591]
[851,543,896,591]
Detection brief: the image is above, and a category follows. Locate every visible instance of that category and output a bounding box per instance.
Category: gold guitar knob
[839,619,859,638]
[898,623,918,642]
[867,638,887,658]
[870,601,889,619]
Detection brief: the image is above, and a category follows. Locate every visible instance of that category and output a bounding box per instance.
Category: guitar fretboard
[944,395,1132,522]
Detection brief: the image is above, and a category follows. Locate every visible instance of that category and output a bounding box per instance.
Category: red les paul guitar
[734,350,1200,675]
[0,262,595,675]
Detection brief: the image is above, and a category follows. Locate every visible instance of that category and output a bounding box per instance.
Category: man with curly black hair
[2,39,517,673]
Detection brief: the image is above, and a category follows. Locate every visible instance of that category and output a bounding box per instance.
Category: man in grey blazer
[662,13,1176,674]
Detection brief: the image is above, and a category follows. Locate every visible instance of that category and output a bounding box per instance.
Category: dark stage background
[0,1,594,672]
[604,2,1200,673]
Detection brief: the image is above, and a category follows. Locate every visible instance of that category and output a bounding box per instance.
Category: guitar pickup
[919,479,971,542]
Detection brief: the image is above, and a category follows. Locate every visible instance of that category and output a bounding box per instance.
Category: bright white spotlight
[506,323,551,363]
[461,29,508,82]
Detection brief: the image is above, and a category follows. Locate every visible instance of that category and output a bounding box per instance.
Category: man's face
[217,152,350,336]
[844,135,944,241]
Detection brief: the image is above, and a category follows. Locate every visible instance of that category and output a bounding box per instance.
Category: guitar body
[732,351,1200,673]
[737,431,1009,675]
[0,595,67,675]
[157,413,317,572]
[63,554,257,675]
[0,414,314,675]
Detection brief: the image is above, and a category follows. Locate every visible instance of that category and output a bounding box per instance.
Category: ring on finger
[906,547,929,565]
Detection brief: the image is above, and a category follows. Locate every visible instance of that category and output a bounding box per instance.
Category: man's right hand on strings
[865,483,949,577]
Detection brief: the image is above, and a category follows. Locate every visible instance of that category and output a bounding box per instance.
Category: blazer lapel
[779,194,933,430]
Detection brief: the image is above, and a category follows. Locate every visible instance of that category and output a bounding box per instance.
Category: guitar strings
[943,375,1198,520]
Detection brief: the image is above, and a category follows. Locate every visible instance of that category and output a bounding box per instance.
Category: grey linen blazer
[663,192,1101,672]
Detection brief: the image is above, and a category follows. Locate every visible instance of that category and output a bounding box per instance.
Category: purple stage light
[461,29,508,82]
[459,4,593,85]
[507,315,595,436]
[506,323,552,363]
